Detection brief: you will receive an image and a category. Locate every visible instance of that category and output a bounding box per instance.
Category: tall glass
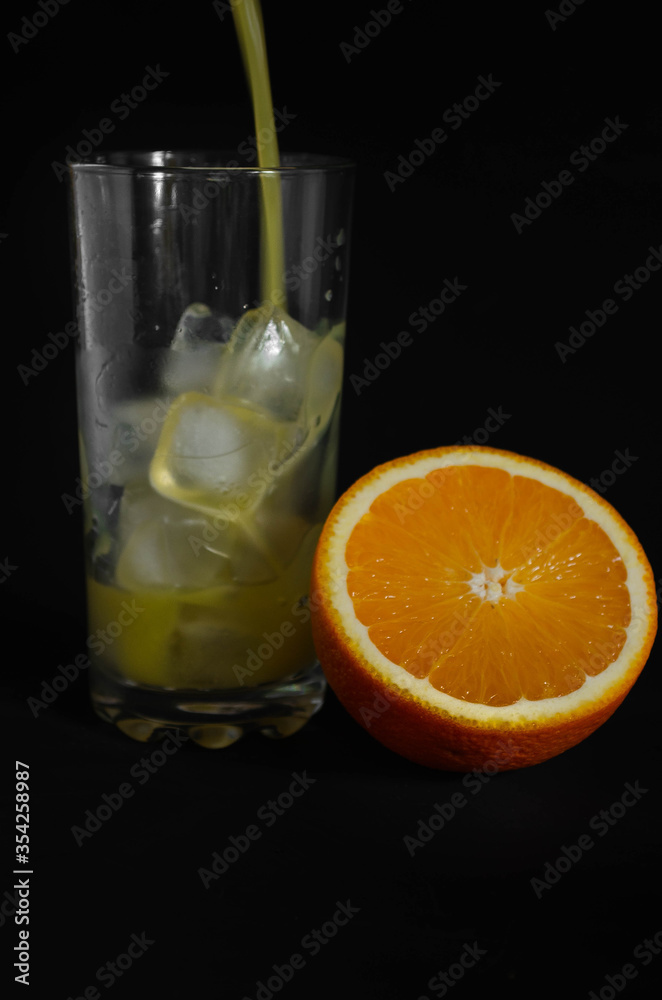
[69,151,354,748]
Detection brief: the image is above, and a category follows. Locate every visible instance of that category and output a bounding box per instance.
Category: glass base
[90,662,327,748]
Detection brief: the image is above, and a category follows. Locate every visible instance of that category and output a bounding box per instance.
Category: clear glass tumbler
[69,151,354,747]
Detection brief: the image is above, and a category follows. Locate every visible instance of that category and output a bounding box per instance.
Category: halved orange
[311,446,657,770]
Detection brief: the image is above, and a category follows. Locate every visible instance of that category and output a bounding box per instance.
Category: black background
[2,1,661,998]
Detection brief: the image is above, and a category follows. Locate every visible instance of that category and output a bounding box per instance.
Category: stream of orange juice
[232,0,286,308]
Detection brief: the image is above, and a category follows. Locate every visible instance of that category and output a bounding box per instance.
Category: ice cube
[164,303,232,396]
[250,507,312,571]
[185,513,279,585]
[108,397,171,485]
[171,303,230,351]
[116,509,229,592]
[149,391,300,522]
[302,332,343,447]
[246,327,343,534]
[213,304,319,422]
[117,481,190,546]
[118,481,281,590]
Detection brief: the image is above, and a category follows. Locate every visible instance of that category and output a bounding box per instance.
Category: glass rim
[69,149,356,176]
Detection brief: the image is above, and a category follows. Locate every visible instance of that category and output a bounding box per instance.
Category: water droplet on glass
[324,290,333,301]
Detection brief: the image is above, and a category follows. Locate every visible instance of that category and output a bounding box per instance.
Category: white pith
[322,449,655,727]
[468,562,523,602]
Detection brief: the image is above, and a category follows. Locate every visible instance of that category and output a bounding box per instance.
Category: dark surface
[2,2,661,998]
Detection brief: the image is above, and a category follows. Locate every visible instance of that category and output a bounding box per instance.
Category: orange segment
[311,446,657,771]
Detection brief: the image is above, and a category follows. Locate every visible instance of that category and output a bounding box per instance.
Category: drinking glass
[69,151,354,747]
